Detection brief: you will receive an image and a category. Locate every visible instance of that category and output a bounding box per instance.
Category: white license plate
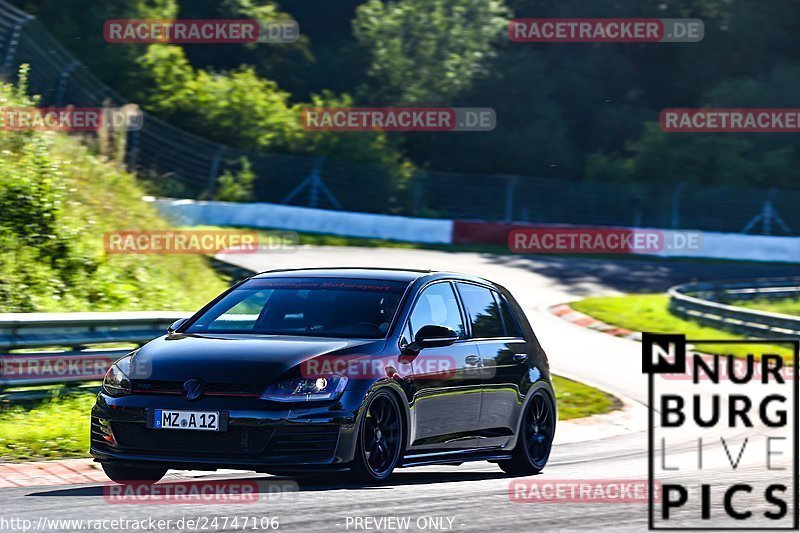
[154,409,220,431]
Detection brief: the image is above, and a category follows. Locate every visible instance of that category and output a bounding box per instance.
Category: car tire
[101,463,168,485]
[349,389,403,484]
[498,388,556,476]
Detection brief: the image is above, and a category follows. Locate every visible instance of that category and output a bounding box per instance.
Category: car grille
[111,422,273,454]
[100,422,340,460]
[131,380,263,398]
[270,426,341,457]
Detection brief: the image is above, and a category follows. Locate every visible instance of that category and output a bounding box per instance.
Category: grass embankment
[571,294,794,360]
[736,298,800,317]
[0,74,227,312]
[0,376,616,462]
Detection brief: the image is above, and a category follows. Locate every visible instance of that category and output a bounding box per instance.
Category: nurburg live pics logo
[643,333,799,530]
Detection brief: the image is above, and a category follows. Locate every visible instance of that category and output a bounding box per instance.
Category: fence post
[671,182,687,228]
[205,146,225,198]
[125,130,140,173]
[280,157,341,209]
[1,15,33,77]
[54,60,80,106]
[412,170,426,216]
[504,175,518,222]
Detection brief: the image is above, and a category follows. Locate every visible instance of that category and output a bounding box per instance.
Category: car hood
[130,333,383,384]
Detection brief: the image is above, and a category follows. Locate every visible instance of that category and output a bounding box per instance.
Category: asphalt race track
[2,248,797,532]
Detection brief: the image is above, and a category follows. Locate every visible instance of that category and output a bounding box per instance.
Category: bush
[214,158,256,202]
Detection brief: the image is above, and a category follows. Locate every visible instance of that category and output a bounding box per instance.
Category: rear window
[185,277,409,338]
[498,295,523,338]
[455,283,505,338]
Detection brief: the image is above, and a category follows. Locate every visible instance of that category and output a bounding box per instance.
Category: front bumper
[90,389,371,471]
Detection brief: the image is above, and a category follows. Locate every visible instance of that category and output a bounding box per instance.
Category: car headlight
[260,376,348,402]
[102,356,132,397]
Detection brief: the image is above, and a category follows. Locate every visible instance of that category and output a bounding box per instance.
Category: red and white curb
[547,303,650,443]
[550,303,642,341]
[0,458,107,488]
[0,459,245,489]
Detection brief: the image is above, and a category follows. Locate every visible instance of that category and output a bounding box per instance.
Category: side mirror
[167,318,188,333]
[405,325,459,353]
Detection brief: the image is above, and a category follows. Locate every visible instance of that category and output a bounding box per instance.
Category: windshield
[184,277,409,339]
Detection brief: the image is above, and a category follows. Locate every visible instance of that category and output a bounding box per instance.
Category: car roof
[252,267,431,282]
[251,267,494,285]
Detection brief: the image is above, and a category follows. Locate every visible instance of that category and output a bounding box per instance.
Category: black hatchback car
[91,268,556,483]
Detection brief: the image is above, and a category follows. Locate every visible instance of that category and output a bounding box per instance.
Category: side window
[409,283,466,339]
[399,321,413,348]
[497,294,523,338]
[456,283,504,339]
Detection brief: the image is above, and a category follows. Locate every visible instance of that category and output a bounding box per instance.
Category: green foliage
[0,73,228,312]
[625,65,800,189]
[137,45,413,209]
[12,0,800,192]
[138,45,300,150]
[138,46,405,164]
[354,0,510,104]
[214,158,255,202]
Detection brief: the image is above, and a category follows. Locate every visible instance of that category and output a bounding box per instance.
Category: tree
[353,0,509,104]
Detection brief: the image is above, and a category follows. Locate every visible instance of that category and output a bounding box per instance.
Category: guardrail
[0,258,258,401]
[0,312,188,387]
[668,277,800,338]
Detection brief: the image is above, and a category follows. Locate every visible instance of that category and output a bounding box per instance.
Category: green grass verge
[571,294,794,360]
[0,393,94,462]
[0,376,616,462]
[736,298,800,317]
[553,375,619,421]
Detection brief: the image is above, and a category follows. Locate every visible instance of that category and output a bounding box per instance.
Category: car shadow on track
[27,469,535,497]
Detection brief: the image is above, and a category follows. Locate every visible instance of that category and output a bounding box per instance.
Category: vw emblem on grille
[182,378,205,401]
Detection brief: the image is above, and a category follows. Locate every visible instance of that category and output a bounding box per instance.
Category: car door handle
[465,355,481,367]
[513,353,529,363]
